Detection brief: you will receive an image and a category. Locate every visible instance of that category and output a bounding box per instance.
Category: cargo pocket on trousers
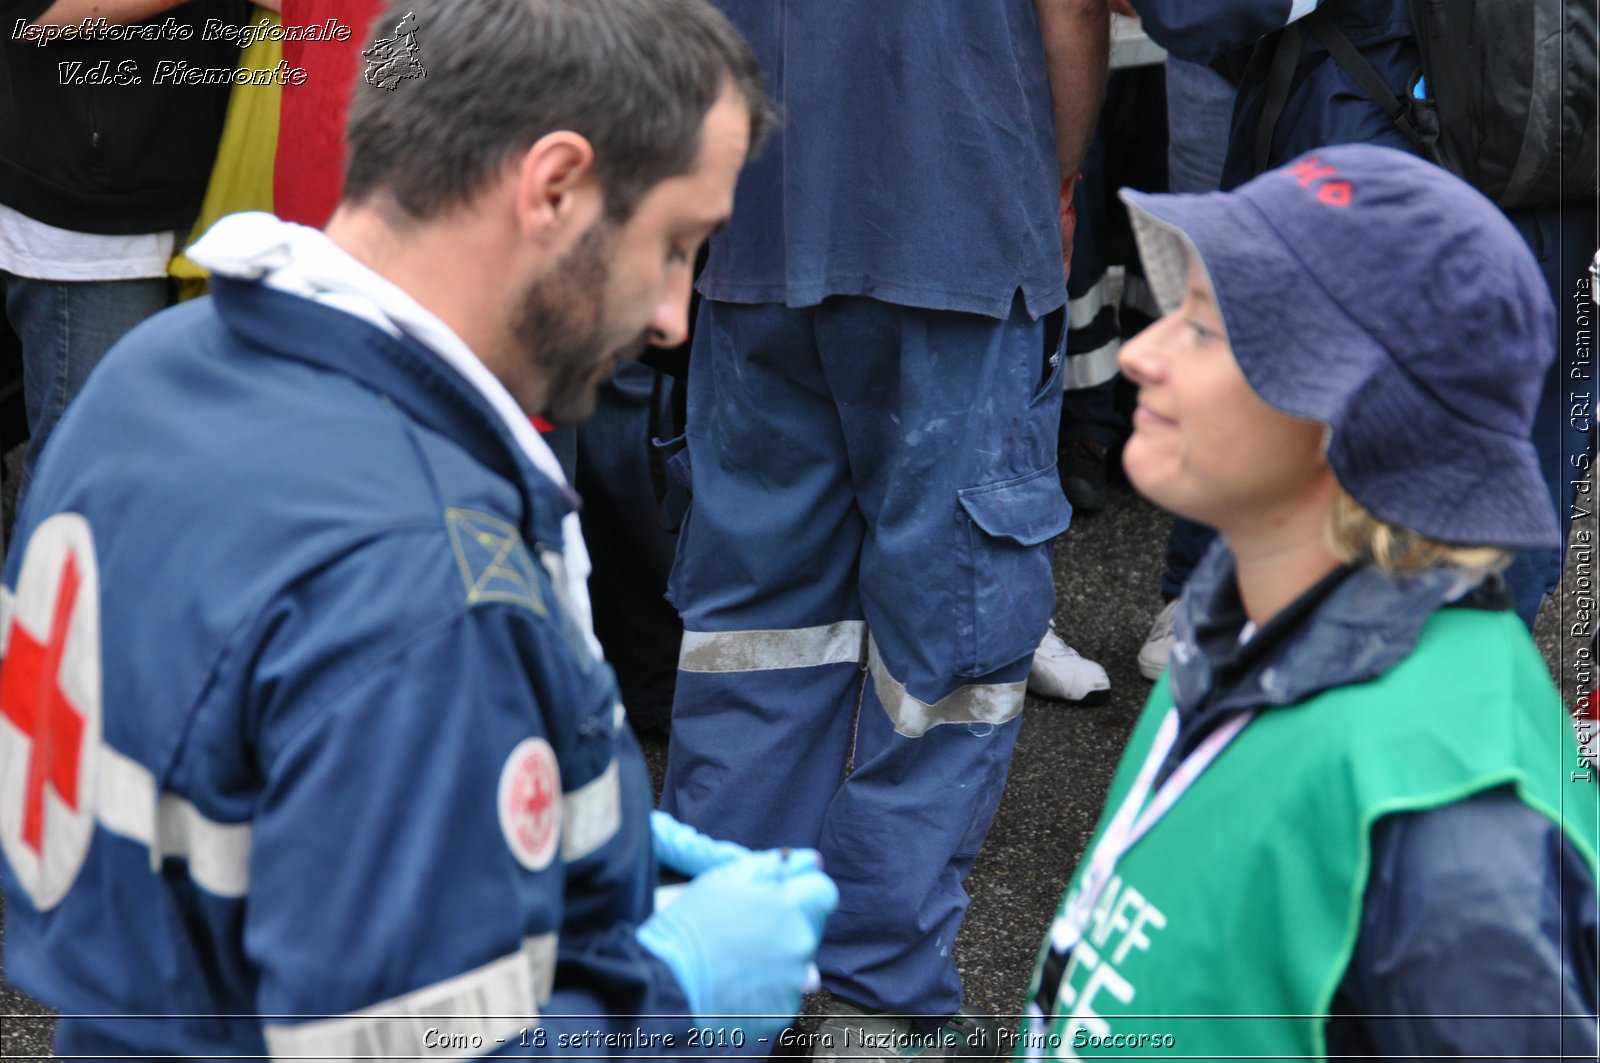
[955,466,1072,678]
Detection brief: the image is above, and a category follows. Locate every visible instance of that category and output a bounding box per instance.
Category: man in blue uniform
[659,2,1108,1054]
[0,1,838,1057]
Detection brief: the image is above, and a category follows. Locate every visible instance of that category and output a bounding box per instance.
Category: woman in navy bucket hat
[1019,145,1596,1060]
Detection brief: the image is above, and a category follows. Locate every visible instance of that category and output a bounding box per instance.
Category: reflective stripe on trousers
[679,623,1025,738]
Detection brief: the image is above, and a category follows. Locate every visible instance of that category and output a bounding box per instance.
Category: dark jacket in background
[0,0,247,234]
[1134,0,1418,188]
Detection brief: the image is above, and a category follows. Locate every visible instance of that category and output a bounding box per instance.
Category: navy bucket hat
[1120,143,1559,551]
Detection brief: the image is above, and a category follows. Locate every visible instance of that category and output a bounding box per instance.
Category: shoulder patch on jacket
[445,509,546,616]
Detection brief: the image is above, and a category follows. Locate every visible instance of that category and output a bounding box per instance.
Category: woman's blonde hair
[1326,490,1511,575]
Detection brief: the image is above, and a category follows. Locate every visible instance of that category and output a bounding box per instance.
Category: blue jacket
[0,277,696,1059]
[1133,0,1420,188]
[1166,544,1599,1057]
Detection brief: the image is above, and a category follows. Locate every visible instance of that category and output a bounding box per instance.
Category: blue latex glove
[651,810,750,877]
[636,848,838,1037]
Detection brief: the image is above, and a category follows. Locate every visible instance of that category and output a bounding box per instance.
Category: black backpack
[1266,1,1597,209]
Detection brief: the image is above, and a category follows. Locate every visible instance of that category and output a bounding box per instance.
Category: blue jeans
[1157,57,1235,601]
[6,273,170,501]
[1165,56,1234,196]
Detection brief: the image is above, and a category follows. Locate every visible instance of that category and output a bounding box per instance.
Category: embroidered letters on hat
[1287,154,1354,206]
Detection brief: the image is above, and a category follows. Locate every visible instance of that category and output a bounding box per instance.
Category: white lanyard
[1052,706,1254,953]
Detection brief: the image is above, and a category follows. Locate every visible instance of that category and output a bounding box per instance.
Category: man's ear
[515,131,603,243]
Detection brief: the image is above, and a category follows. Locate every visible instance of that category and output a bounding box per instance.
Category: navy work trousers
[661,295,1069,1017]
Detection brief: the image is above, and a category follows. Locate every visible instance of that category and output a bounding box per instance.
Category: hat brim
[1119,187,1558,551]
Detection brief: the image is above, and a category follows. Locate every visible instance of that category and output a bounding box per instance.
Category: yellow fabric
[170,8,283,299]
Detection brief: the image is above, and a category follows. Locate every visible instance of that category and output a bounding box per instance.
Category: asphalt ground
[0,463,1589,1059]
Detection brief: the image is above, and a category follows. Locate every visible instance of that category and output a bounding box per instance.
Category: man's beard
[514,220,646,428]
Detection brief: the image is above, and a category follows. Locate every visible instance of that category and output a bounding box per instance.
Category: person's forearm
[28,0,187,29]
[1034,0,1110,180]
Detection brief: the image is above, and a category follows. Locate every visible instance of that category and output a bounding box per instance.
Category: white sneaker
[1137,599,1180,680]
[1028,623,1110,703]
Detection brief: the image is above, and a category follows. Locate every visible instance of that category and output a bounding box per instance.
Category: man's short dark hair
[344,0,769,223]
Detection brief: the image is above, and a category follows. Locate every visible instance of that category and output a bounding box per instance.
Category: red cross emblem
[498,738,561,870]
[0,514,102,910]
[1,550,85,853]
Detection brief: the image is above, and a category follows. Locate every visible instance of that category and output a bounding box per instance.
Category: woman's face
[1118,258,1334,535]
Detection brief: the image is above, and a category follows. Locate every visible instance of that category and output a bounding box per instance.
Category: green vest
[1021,607,1598,1061]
